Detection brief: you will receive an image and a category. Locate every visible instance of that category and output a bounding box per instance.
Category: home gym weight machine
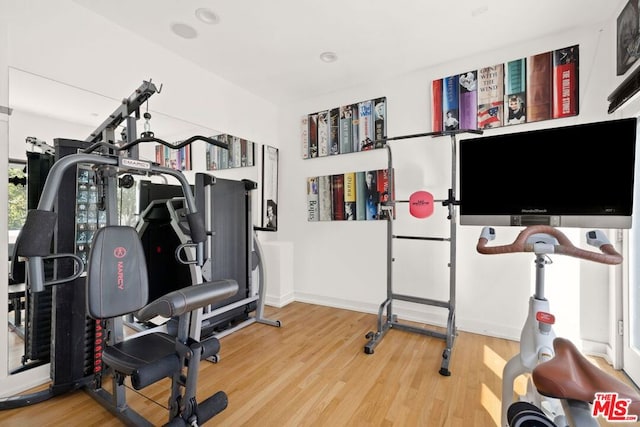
[3,81,164,407]
[364,128,481,376]
[1,79,266,424]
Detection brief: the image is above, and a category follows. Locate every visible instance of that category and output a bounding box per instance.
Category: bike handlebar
[476,225,623,265]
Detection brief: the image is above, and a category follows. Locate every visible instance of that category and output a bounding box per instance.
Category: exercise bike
[477,225,640,426]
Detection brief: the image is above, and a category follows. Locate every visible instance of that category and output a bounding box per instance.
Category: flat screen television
[459,117,638,229]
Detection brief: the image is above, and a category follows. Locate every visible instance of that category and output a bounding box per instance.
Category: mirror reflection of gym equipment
[2,80,279,426]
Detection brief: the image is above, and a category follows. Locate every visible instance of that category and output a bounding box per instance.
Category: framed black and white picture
[617,0,640,76]
[261,145,279,231]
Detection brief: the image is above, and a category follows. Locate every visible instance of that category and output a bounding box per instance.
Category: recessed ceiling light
[320,51,338,63]
[471,5,488,17]
[171,23,198,39]
[195,8,220,25]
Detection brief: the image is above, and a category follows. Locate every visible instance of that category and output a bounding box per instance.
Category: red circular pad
[409,191,434,218]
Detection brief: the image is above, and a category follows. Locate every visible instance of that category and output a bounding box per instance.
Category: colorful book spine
[317,110,329,157]
[351,103,360,152]
[318,175,333,221]
[477,64,504,129]
[431,79,443,132]
[552,45,579,118]
[373,97,387,148]
[365,170,379,220]
[301,115,309,159]
[309,113,319,158]
[343,172,356,220]
[329,107,340,155]
[307,177,319,221]
[331,174,345,220]
[169,148,179,170]
[358,100,374,151]
[355,171,367,221]
[339,105,353,155]
[442,75,460,131]
[505,58,527,126]
[183,145,191,170]
[458,70,478,130]
[526,51,553,123]
[155,145,163,165]
[377,169,391,219]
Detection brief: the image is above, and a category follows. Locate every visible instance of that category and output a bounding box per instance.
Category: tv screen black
[459,117,638,229]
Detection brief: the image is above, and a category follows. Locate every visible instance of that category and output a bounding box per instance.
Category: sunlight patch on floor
[483,344,507,378]
[480,382,501,426]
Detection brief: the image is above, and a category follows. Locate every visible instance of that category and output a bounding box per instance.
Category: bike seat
[532,337,640,417]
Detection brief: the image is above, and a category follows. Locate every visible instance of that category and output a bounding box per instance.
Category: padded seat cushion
[103,332,180,389]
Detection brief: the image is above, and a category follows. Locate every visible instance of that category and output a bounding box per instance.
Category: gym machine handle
[12,211,85,292]
[38,253,85,287]
[175,242,201,265]
[83,134,229,157]
[476,225,623,265]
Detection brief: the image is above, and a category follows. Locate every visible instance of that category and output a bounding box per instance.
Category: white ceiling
[71,0,625,104]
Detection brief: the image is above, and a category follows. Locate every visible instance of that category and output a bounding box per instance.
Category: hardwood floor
[1,302,637,426]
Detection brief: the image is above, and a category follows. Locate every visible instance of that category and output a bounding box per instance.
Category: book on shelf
[318,175,333,221]
[307,177,319,221]
[351,103,360,153]
[218,144,225,169]
[332,174,345,220]
[329,107,340,155]
[301,115,310,159]
[226,135,235,166]
[247,141,254,166]
[358,100,374,151]
[206,144,213,170]
[477,64,504,129]
[373,97,387,148]
[355,171,367,221]
[210,135,220,169]
[552,44,579,119]
[309,113,319,158]
[377,168,395,220]
[526,51,553,123]
[317,110,330,157]
[339,105,353,155]
[234,136,242,167]
[240,138,248,166]
[220,135,230,169]
[443,75,460,131]
[182,145,191,170]
[431,79,443,132]
[155,145,163,165]
[458,70,478,130]
[364,170,379,220]
[505,58,527,126]
[343,171,357,220]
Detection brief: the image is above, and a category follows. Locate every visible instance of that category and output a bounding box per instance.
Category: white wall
[278,18,631,347]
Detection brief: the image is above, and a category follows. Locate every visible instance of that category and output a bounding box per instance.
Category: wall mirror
[4,67,262,383]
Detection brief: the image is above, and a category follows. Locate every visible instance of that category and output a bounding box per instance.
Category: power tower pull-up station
[364,128,482,377]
